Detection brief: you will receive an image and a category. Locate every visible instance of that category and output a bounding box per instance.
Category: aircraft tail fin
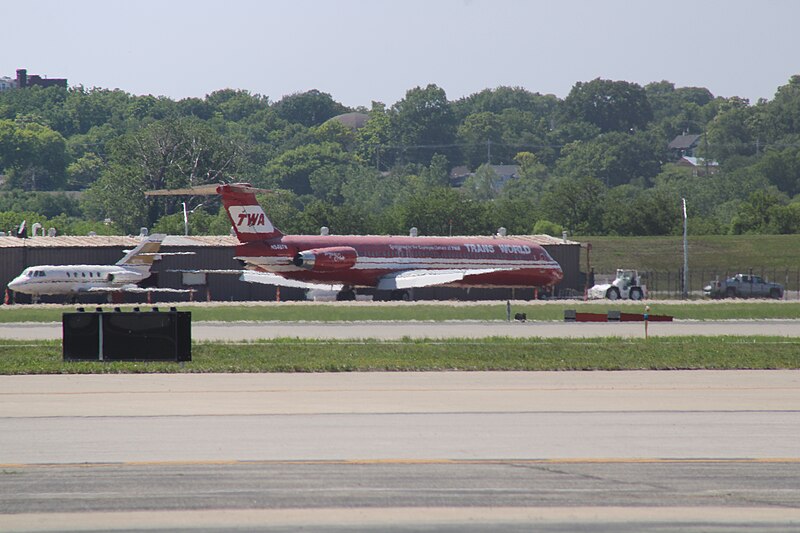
[116,234,165,268]
[217,183,283,242]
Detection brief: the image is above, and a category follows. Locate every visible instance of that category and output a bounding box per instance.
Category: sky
[4,0,800,108]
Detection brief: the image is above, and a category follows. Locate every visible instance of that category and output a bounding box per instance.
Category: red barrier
[575,312,608,322]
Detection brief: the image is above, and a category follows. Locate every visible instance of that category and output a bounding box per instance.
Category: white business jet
[7,234,188,300]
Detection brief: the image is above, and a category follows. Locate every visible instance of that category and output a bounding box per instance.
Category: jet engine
[106,271,144,283]
[293,246,358,271]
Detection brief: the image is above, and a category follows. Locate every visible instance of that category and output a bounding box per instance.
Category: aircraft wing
[376,268,509,290]
[84,286,194,294]
[169,269,344,291]
[240,271,344,291]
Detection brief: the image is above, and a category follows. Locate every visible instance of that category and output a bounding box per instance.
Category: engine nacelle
[293,246,358,271]
[107,271,144,283]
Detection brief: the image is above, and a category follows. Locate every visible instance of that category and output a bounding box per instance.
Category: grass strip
[0,337,798,374]
[1,301,800,323]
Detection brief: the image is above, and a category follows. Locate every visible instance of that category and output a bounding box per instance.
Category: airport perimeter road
[1,371,800,531]
[2,318,800,340]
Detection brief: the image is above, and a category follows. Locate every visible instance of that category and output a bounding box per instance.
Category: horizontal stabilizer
[240,271,344,291]
[376,268,507,290]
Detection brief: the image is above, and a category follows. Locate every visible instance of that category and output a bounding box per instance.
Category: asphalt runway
[2,318,800,340]
[2,371,800,531]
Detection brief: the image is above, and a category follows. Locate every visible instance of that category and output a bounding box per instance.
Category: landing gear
[390,289,411,301]
[336,287,356,301]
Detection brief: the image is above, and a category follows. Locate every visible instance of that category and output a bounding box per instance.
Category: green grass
[0,337,798,374]
[1,301,799,323]
[579,234,800,272]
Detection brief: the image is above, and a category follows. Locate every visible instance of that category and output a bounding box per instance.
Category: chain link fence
[608,269,800,299]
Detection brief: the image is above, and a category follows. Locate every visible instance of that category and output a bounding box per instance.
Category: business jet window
[66,272,71,277]
[89,273,93,277]
[81,273,86,277]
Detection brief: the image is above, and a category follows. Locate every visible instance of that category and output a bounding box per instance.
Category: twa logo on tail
[228,206,274,235]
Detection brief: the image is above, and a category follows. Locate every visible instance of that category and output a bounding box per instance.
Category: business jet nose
[8,276,26,292]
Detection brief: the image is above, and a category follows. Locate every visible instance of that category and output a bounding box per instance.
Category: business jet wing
[240,271,344,291]
[84,286,194,294]
[376,268,510,290]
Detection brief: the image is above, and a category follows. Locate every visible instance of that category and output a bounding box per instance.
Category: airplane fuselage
[235,234,563,288]
[8,265,149,296]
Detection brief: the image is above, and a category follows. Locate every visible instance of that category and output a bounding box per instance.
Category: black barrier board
[63,310,191,361]
[62,313,100,359]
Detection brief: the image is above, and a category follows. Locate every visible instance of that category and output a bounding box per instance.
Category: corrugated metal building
[0,234,581,303]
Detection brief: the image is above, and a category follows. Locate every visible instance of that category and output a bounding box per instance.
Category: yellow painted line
[3,457,800,469]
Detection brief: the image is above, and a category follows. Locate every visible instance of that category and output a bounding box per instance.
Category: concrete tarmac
[2,371,800,531]
[2,318,800,340]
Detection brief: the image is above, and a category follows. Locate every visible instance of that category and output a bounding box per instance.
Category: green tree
[457,112,505,168]
[355,102,393,170]
[66,152,105,190]
[462,164,499,201]
[555,131,664,188]
[562,78,653,133]
[0,120,67,190]
[392,187,489,236]
[754,147,800,197]
[703,97,758,161]
[452,86,558,123]
[540,175,606,235]
[730,188,789,234]
[273,90,349,127]
[532,219,563,236]
[262,142,354,196]
[205,89,269,122]
[765,75,800,142]
[83,117,241,232]
[601,186,680,236]
[390,84,457,165]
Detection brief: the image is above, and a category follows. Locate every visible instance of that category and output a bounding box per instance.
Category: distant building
[15,68,67,89]
[668,133,703,158]
[676,156,719,176]
[0,76,16,92]
[327,112,369,130]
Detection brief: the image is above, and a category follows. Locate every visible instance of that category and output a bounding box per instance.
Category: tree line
[1,75,800,237]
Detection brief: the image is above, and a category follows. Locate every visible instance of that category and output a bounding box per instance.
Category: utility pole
[487,139,491,165]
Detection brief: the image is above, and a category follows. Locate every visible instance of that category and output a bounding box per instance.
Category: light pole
[682,197,688,299]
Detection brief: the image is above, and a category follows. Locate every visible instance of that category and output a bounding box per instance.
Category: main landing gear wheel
[390,289,410,301]
[336,288,356,301]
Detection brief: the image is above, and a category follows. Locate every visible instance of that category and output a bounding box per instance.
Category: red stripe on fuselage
[236,235,563,288]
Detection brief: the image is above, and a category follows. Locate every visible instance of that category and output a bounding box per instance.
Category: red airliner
[151,183,563,300]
